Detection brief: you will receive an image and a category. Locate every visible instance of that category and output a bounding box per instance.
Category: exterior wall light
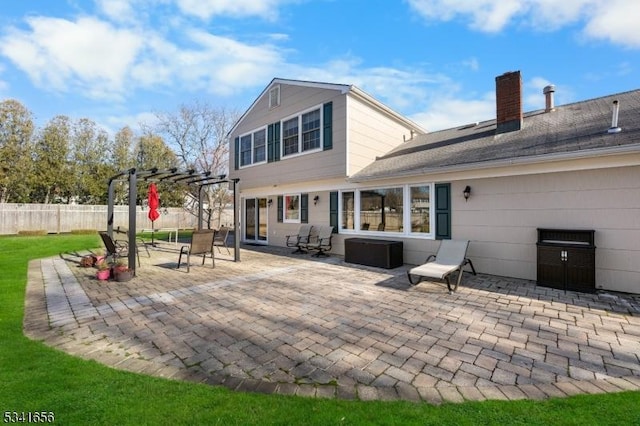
[313,195,320,205]
[463,186,471,201]
[268,199,273,207]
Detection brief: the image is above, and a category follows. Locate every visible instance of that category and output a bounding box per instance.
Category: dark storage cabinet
[537,228,596,293]
[345,238,403,269]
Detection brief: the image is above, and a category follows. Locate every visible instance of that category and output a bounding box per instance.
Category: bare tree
[151,101,239,228]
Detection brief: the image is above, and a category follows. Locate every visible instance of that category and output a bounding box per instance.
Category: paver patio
[24,242,640,403]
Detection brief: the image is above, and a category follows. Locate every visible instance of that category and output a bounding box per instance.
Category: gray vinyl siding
[346,95,417,176]
[230,85,347,190]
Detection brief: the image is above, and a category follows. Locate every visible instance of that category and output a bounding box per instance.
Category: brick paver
[24,243,640,403]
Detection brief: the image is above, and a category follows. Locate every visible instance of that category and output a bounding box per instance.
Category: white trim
[283,193,301,223]
[238,126,267,169]
[227,78,426,139]
[337,183,435,239]
[280,104,323,159]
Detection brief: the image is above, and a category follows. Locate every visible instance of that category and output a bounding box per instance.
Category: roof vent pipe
[608,100,622,134]
[543,85,555,112]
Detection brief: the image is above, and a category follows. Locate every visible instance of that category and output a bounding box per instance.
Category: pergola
[106,168,240,272]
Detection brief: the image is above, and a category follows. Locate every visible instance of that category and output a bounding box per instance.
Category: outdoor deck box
[344,238,403,269]
[536,228,596,293]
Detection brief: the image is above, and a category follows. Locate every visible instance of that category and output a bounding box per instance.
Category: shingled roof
[350,89,640,182]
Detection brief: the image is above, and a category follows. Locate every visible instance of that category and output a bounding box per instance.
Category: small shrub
[17,230,47,236]
[70,229,99,235]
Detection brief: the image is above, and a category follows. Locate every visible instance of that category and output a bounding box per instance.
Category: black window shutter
[274,122,281,161]
[323,102,333,151]
[329,191,338,233]
[267,124,274,162]
[300,194,308,223]
[267,122,281,162]
[435,183,451,240]
[277,196,283,222]
[234,136,240,170]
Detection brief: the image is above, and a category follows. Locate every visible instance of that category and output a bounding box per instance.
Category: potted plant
[112,260,134,282]
[95,259,111,281]
[92,249,106,265]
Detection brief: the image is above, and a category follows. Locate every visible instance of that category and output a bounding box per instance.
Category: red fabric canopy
[147,183,160,223]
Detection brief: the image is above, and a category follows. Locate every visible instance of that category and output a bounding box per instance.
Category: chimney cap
[543,84,555,94]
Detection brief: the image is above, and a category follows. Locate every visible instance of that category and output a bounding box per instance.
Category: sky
[0,0,639,135]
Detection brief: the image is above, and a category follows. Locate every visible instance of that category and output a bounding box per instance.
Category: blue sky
[0,0,638,134]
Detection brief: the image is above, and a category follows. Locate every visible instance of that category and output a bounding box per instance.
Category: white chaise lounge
[407,239,476,293]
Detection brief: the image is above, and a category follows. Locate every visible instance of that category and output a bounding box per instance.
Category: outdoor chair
[99,231,141,266]
[114,226,150,257]
[407,239,476,293]
[213,226,231,255]
[285,224,313,254]
[177,229,215,272]
[302,225,334,257]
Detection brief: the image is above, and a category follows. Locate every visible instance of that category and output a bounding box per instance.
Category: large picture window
[360,187,403,232]
[339,184,434,237]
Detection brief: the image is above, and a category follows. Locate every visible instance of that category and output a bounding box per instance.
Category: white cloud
[409,95,495,132]
[95,0,136,23]
[175,0,285,20]
[583,0,640,48]
[0,16,143,100]
[0,13,286,102]
[407,0,640,48]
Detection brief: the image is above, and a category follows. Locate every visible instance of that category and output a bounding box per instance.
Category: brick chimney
[495,71,523,134]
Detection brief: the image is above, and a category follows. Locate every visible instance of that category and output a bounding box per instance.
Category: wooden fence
[0,203,234,235]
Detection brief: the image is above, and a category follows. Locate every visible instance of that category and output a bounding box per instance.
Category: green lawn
[1,234,639,425]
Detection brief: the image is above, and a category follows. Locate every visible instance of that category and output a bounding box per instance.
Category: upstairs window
[302,109,321,151]
[282,106,322,157]
[253,129,266,163]
[240,135,252,167]
[282,117,299,156]
[238,128,266,167]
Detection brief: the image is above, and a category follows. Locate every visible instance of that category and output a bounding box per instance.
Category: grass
[1,234,640,425]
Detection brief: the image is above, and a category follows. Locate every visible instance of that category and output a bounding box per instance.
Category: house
[229,72,640,294]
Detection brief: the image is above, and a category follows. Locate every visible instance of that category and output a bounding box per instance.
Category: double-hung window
[238,128,266,167]
[253,129,266,163]
[339,184,434,237]
[240,135,252,167]
[282,106,322,157]
[301,109,321,151]
[284,194,300,222]
[282,117,299,156]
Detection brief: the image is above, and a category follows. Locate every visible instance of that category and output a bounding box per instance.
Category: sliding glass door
[244,198,268,243]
